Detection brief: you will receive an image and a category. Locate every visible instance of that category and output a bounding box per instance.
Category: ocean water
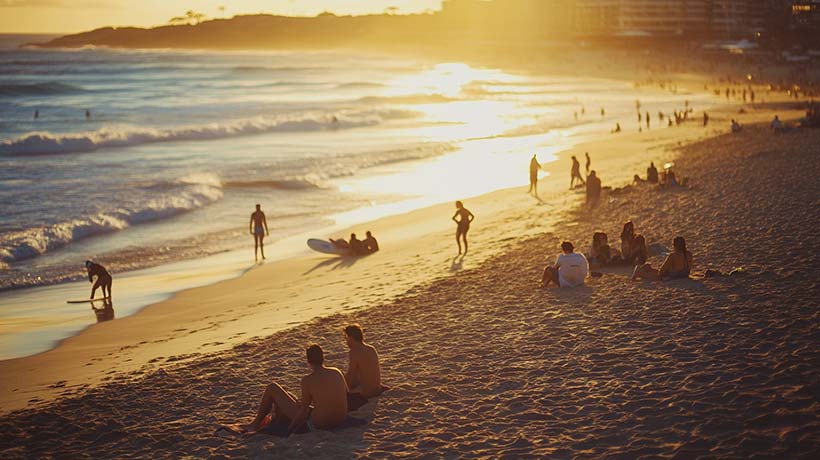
[0,36,712,358]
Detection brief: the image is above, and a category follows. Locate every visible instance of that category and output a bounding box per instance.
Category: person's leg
[245,382,300,432]
[105,278,112,299]
[542,266,557,286]
[259,235,265,259]
[462,228,469,253]
[91,279,101,299]
[455,228,463,254]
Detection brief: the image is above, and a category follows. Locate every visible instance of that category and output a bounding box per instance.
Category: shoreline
[0,112,816,458]
[1,93,799,413]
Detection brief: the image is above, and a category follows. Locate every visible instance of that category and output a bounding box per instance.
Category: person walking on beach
[241,344,348,434]
[452,200,474,255]
[585,152,591,175]
[249,204,269,260]
[85,260,112,300]
[570,155,585,189]
[528,154,541,195]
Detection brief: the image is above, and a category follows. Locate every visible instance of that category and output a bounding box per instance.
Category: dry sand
[1,104,818,458]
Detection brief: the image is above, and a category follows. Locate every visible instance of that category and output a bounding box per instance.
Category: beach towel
[348,385,390,411]
[216,416,367,438]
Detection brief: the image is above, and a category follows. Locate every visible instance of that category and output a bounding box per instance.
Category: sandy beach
[1,86,817,458]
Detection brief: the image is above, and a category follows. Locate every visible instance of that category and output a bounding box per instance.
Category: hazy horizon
[0,0,443,34]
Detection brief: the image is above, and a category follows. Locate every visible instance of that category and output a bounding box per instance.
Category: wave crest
[0,112,393,156]
[0,182,222,264]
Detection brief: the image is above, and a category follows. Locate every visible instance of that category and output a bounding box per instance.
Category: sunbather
[631,236,693,281]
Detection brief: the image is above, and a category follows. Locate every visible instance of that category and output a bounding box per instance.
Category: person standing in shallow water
[452,201,474,255]
[528,154,541,195]
[585,152,591,175]
[249,204,269,260]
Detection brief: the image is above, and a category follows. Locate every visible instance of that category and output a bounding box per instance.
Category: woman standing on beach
[452,201,474,255]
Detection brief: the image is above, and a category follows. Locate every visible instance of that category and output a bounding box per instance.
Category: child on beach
[631,236,692,281]
[542,241,589,288]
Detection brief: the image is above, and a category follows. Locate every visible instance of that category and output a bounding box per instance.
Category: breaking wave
[0,110,410,156]
[0,177,223,264]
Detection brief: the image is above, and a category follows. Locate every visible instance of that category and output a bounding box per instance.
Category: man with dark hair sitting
[542,241,589,288]
[344,324,384,400]
[242,344,348,433]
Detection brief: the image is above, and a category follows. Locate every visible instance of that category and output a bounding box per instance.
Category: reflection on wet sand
[91,301,115,323]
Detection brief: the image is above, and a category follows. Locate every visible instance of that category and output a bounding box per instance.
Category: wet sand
[1,103,818,458]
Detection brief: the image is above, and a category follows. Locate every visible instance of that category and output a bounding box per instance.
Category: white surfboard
[66,297,111,304]
[307,238,347,256]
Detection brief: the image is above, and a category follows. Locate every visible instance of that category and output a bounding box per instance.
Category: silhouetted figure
[586,170,601,208]
[731,119,742,133]
[528,154,541,195]
[85,109,91,120]
[646,111,650,129]
[647,162,659,183]
[632,236,692,281]
[620,221,648,265]
[362,231,379,254]
[249,204,269,260]
[349,233,365,255]
[658,111,664,122]
[638,111,642,123]
[750,90,755,104]
[570,155,585,189]
[600,107,605,118]
[580,106,585,115]
[542,241,589,288]
[92,301,115,322]
[33,110,39,120]
[612,122,621,133]
[85,260,112,300]
[585,152,591,175]
[703,112,709,127]
[452,200,474,255]
[770,115,784,133]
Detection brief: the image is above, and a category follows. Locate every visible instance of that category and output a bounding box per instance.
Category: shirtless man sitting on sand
[242,344,348,433]
[344,324,383,398]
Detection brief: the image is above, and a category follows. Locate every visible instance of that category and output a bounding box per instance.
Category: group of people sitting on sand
[330,231,379,256]
[633,161,683,188]
[542,220,693,288]
[234,323,386,435]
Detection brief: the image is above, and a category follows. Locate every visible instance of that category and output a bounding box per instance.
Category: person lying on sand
[344,324,385,399]
[242,344,348,433]
[542,241,589,288]
[631,236,693,281]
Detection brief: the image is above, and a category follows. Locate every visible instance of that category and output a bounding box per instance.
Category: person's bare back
[302,366,348,429]
[344,324,383,398]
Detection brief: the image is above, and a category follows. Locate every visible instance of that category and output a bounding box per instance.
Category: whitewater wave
[224,175,328,191]
[0,111,399,156]
[0,180,223,264]
[0,81,86,97]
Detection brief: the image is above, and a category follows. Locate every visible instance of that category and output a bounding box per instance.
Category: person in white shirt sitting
[542,241,590,288]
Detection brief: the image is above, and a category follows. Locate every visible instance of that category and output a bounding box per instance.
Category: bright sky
[0,0,444,34]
